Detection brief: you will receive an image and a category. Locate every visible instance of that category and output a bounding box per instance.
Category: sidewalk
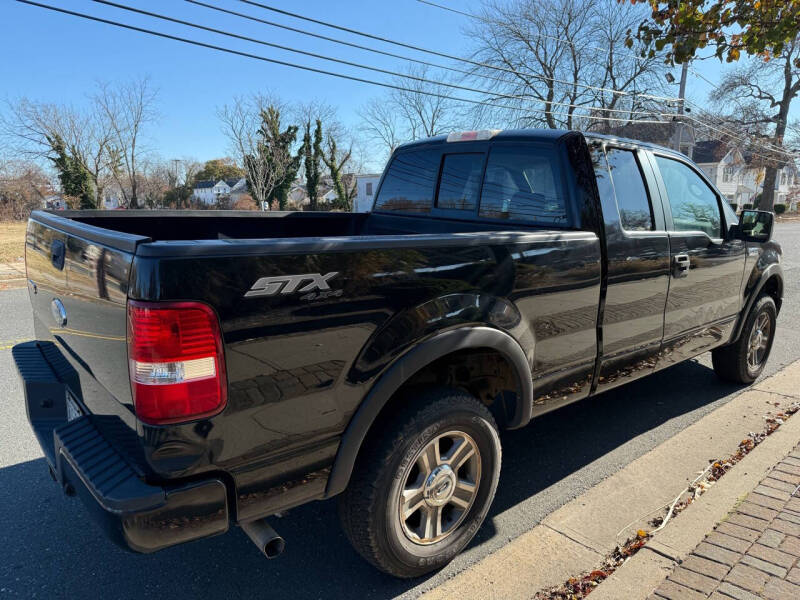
[0,261,25,290]
[422,361,800,600]
[649,449,800,600]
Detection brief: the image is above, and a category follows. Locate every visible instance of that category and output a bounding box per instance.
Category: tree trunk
[759,168,778,211]
[759,52,795,212]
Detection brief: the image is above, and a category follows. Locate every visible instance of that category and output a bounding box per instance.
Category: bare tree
[219,94,268,208]
[137,158,173,209]
[0,97,114,207]
[461,0,670,131]
[94,77,158,208]
[292,99,345,142]
[218,94,300,209]
[174,157,202,188]
[710,39,800,210]
[356,65,458,166]
[390,65,456,138]
[0,160,53,220]
[586,0,667,131]
[466,0,594,129]
[358,97,403,159]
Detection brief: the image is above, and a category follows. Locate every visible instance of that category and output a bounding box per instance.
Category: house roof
[693,140,730,164]
[194,178,245,190]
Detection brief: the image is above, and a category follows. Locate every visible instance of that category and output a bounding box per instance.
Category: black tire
[712,294,777,384]
[338,386,501,578]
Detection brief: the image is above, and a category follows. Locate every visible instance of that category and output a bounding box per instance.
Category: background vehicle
[13,129,782,577]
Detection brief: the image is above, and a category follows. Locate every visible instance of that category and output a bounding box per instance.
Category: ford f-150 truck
[13,129,783,577]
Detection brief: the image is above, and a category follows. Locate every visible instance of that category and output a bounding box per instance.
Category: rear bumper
[12,341,230,553]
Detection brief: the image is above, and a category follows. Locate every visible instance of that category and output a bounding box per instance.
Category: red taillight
[127,300,227,425]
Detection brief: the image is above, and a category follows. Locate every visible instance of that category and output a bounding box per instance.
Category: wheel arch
[324,326,532,498]
[731,263,783,343]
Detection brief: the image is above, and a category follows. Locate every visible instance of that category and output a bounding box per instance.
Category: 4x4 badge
[245,272,340,298]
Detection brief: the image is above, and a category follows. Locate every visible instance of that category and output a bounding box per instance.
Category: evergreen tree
[322,135,356,211]
[303,119,323,211]
[47,134,95,208]
[246,106,301,211]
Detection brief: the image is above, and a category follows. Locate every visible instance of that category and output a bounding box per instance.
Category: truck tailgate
[25,211,149,428]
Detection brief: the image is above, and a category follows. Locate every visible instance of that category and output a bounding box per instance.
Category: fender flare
[324,326,533,498]
[731,262,783,342]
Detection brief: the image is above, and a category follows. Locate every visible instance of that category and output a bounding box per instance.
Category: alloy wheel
[747,312,771,372]
[398,430,481,545]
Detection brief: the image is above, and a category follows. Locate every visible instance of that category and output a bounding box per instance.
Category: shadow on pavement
[0,360,744,600]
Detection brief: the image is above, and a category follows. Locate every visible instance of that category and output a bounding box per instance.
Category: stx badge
[245,272,340,299]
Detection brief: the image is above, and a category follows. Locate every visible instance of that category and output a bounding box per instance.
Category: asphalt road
[1,223,799,599]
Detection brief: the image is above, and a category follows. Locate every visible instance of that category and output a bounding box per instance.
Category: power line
[678,65,797,158]
[682,67,795,158]
[16,0,668,127]
[187,0,514,89]
[680,114,798,162]
[417,0,797,160]
[235,0,682,102]
[89,0,666,118]
[16,1,791,162]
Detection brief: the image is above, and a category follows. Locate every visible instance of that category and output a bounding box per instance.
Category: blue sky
[1,0,784,165]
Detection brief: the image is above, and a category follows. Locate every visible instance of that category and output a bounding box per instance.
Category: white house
[193,178,248,205]
[354,174,381,212]
[693,140,799,209]
[43,195,66,210]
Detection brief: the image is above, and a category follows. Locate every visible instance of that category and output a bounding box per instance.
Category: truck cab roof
[398,128,688,161]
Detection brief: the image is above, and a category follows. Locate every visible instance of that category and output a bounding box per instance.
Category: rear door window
[373,149,439,214]
[436,153,483,211]
[605,148,654,231]
[478,146,567,224]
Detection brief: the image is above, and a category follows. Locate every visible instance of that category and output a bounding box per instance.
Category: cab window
[373,149,439,213]
[478,146,567,224]
[605,148,653,231]
[655,155,722,238]
[436,153,483,211]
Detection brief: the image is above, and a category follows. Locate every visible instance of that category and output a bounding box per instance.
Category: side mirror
[735,209,774,243]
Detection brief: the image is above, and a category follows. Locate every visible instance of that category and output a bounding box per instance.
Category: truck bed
[23,207,601,526]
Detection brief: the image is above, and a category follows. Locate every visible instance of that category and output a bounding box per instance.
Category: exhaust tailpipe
[241,518,285,559]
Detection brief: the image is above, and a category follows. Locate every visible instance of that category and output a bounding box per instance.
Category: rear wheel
[338,387,501,578]
[712,295,777,384]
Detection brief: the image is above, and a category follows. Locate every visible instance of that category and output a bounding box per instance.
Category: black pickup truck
[14,129,783,577]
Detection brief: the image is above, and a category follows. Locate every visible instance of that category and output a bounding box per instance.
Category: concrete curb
[421,360,800,600]
[590,378,800,599]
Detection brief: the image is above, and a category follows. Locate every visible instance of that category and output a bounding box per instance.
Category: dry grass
[0,221,27,264]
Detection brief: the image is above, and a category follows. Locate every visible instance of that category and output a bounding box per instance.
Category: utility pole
[171,158,181,187]
[674,60,689,154]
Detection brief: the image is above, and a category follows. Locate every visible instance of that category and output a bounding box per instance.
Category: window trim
[649,150,730,241]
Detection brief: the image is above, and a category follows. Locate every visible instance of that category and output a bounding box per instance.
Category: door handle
[672,253,690,278]
[50,239,65,271]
